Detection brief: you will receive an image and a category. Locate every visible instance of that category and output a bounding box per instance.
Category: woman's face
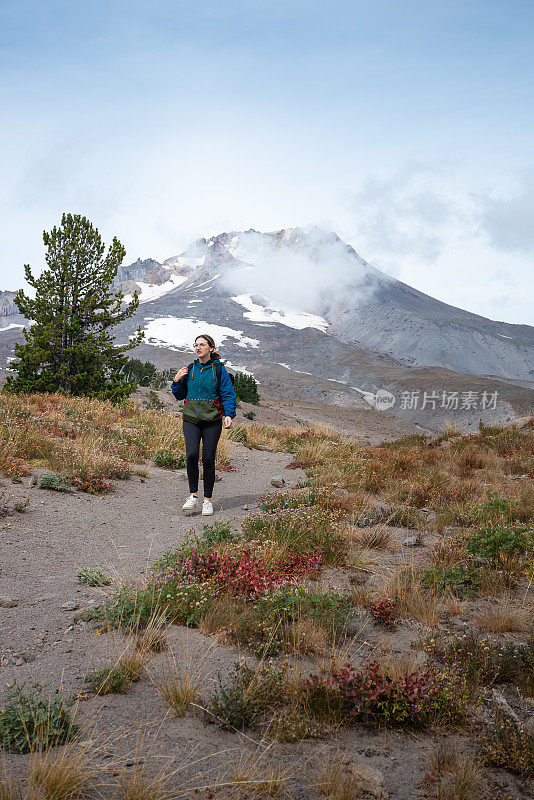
[194,337,213,358]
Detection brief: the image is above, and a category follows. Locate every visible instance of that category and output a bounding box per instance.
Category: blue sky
[1,0,533,323]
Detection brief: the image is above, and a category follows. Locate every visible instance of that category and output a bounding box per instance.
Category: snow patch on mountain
[0,323,24,333]
[231,294,329,332]
[142,317,260,351]
[124,274,188,304]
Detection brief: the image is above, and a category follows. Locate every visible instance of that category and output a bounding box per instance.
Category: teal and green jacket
[171,358,236,423]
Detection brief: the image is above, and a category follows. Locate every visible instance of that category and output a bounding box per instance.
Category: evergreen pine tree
[4,213,143,400]
[234,372,260,404]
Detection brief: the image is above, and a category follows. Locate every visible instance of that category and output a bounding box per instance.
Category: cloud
[350,165,457,270]
[478,170,534,254]
[219,227,381,313]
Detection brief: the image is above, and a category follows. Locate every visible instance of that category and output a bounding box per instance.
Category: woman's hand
[174,366,189,382]
[223,416,233,429]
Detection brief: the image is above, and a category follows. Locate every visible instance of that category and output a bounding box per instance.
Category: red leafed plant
[178,548,286,598]
[328,660,441,726]
[70,474,113,494]
[217,461,237,472]
[369,598,397,630]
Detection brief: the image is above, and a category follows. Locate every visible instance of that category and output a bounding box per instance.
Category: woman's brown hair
[195,334,221,360]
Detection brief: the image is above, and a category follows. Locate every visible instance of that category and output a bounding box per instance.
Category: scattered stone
[73,607,93,622]
[270,475,285,488]
[61,600,80,612]
[0,596,18,608]
[15,658,24,666]
[491,688,521,726]
[351,765,387,798]
[22,653,36,663]
[402,535,421,547]
[242,504,249,510]
[356,508,382,528]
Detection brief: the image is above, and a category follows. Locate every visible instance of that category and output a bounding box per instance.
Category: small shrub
[243,410,255,420]
[0,682,77,753]
[75,566,111,586]
[85,666,128,695]
[70,474,113,494]
[369,598,397,630]
[88,586,163,630]
[480,712,534,776]
[38,474,72,492]
[323,660,470,728]
[207,668,258,731]
[466,522,533,562]
[200,520,238,546]
[443,634,534,693]
[152,450,186,470]
[207,661,289,732]
[421,564,481,598]
[268,709,326,742]
[0,455,32,478]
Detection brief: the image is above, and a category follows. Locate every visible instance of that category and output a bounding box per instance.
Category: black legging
[182,418,223,499]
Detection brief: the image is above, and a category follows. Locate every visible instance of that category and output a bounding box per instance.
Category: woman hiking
[171,334,236,516]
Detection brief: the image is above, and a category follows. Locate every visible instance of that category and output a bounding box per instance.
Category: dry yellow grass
[348,527,391,550]
[286,618,327,656]
[427,742,487,800]
[116,764,175,800]
[382,563,441,627]
[29,743,97,800]
[475,601,532,633]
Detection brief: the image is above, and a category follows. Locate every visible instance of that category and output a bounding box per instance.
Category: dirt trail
[1,444,297,691]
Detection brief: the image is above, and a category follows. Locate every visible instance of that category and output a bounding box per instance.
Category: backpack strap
[215,362,222,395]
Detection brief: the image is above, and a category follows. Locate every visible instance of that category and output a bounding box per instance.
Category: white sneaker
[182,495,198,511]
[202,499,214,516]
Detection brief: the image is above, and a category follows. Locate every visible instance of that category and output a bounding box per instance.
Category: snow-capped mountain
[113,227,534,381]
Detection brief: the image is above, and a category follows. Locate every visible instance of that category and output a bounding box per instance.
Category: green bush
[76,566,111,586]
[421,564,481,598]
[38,474,72,492]
[88,586,163,630]
[466,522,533,561]
[257,587,351,637]
[0,683,77,753]
[233,373,260,405]
[85,666,128,695]
[207,662,288,731]
[201,521,239,546]
[208,667,258,731]
[152,450,186,469]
